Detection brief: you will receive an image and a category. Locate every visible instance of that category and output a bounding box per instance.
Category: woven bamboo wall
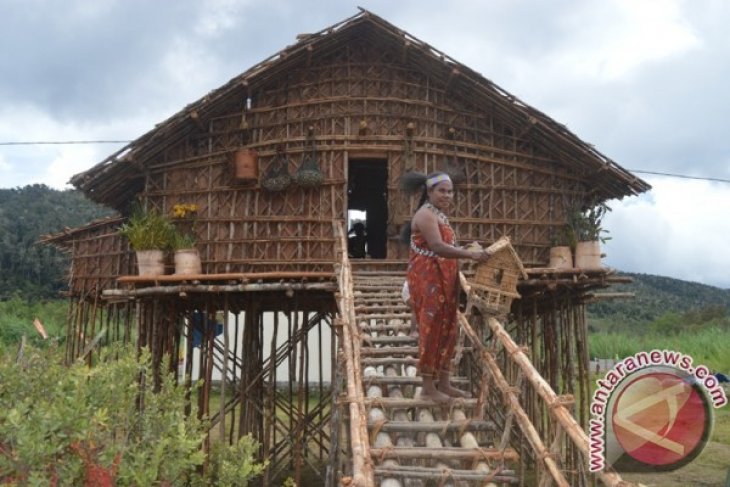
[65,30,592,291]
[66,220,134,295]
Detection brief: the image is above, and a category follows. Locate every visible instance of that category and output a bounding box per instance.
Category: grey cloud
[0,1,199,121]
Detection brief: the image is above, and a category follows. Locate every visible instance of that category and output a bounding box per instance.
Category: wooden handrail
[334,222,374,486]
[457,295,636,487]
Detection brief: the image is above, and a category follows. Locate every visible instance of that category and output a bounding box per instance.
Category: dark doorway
[347,159,388,259]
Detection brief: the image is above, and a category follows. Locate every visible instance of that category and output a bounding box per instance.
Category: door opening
[347,159,388,259]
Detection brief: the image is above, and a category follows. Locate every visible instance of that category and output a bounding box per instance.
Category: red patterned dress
[407,203,459,376]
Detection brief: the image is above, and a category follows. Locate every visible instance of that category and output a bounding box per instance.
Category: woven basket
[261,151,292,192]
[468,282,519,316]
[467,237,524,316]
[295,151,324,188]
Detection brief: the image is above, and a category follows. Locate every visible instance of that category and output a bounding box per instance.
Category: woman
[401,171,492,402]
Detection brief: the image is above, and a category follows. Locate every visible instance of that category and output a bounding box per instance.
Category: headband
[426,173,452,188]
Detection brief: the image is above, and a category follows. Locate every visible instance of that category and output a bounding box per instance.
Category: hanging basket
[261,151,291,192]
[230,149,258,183]
[295,153,324,188]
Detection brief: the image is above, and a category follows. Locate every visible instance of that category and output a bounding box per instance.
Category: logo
[589,350,727,473]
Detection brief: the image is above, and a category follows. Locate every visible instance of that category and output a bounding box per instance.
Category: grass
[0,297,67,347]
[589,327,730,373]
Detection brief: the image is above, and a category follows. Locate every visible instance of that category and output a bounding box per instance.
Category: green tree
[0,184,114,300]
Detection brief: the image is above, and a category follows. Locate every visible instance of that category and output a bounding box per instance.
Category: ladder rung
[362,336,417,345]
[364,376,469,386]
[370,446,519,461]
[367,419,496,433]
[364,397,479,409]
[374,465,518,483]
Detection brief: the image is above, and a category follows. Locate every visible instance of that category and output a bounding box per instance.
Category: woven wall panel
[65,35,600,286]
[68,223,133,294]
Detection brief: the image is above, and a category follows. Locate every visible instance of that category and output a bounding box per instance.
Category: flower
[170,203,199,250]
[172,203,198,219]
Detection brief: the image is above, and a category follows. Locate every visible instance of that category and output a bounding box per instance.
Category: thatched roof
[71,9,649,211]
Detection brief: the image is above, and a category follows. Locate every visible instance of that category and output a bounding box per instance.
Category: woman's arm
[412,208,490,262]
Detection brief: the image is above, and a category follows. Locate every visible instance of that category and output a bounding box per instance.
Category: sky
[1,0,729,288]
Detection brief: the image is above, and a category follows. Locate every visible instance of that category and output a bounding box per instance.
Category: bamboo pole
[117,271,335,283]
[458,313,569,487]
[102,282,336,298]
[220,296,229,442]
[340,287,370,485]
[481,315,635,487]
[335,223,374,486]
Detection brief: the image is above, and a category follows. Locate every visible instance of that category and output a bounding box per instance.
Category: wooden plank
[117,271,335,283]
[370,446,518,461]
[367,419,496,433]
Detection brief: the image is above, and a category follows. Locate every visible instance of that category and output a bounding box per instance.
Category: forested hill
[588,273,730,331]
[0,184,114,300]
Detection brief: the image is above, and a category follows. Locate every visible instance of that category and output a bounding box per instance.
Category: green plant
[550,224,573,247]
[0,345,213,486]
[567,202,612,243]
[170,203,199,251]
[200,435,267,487]
[170,230,197,251]
[119,205,175,250]
[0,297,68,346]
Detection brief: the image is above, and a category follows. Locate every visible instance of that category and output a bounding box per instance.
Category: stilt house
[44,10,649,487]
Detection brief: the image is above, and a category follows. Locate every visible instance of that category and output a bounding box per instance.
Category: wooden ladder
[349,267,520,486]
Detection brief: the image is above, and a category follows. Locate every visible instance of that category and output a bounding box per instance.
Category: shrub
[0,345,265,486]
[198,435,267,487]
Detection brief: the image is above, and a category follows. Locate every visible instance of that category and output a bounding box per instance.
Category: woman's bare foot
[420,375,450,403]
[437,370,472,398]
[438,383,472,399]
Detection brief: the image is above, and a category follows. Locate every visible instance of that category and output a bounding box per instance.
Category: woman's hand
[470,248,492,262]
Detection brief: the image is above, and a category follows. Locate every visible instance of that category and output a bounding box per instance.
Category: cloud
[604,177,730,287]
[2,0,730,289]
[554,0,701,81]
[0,153,11,174]
[0,103,146,188]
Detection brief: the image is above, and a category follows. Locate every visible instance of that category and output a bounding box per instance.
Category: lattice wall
[66,221,134,295]
[65,33,592,289]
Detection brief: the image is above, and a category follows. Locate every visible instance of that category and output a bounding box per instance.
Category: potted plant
[548,225,573,270]
[171,203,202,275]
[568,202,611,269]
[119,205,176,276]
